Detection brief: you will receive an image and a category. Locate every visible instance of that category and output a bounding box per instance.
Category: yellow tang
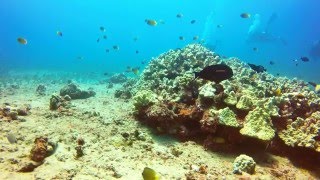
[315,84,320,93]
[17,37,27,45]
[142,167,160,180]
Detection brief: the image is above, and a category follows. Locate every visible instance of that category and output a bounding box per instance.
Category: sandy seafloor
[0,71,318,180]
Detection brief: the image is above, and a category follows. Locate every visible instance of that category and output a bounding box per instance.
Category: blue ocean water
[1,0,319,81]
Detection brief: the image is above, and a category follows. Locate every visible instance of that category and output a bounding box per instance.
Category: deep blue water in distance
[1,0,320,81]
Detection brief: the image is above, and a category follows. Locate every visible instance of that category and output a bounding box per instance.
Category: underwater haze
[1,0,320,81]
[2,1,320,179]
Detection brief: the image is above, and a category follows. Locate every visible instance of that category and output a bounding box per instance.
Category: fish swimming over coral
[248,63,266,73]
[195,64,233,84]
[308,82,320,93]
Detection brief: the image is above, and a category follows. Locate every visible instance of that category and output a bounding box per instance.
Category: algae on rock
[199,83,216,99]
[236,95,254,111]
[211,107,240,127]
[233,154,256,175]
[240,107,275,141]
[224,91,238,106]
[133,90,159,110]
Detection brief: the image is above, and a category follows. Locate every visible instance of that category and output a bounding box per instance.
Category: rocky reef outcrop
[60,83,95,99]
[132,44,320,156]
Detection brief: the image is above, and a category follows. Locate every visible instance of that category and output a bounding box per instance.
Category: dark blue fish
[248,63,266,73]
[195,64,233,84]
[301,56,309,62]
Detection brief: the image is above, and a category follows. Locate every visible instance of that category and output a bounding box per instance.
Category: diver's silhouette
[247,13,286,45]
[310,40,320,60]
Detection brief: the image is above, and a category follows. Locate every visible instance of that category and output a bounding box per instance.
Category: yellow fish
[145,19,157,26]
[142,167,160,180]
[308,82,320,93]
[315,84,320,93]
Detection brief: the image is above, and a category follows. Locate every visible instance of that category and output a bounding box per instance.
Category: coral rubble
[0,103,30,121]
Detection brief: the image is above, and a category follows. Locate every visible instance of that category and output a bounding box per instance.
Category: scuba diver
[247,13,287,45]
[310,40,320,60]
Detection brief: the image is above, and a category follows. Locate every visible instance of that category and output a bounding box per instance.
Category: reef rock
[211,107,240,127]
[30,137,55,162]
[133,90,159,110]
[132,43,320,154]
[240,107,275,141]
[134,44,221,101]
[224,91,238,106]
[0,104,30,121]
[199,83,216,99]
[233,154,256,174]
[236,95,254,111]
[60,83,95,99]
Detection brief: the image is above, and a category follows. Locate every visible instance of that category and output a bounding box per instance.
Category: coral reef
[132,43,320,154]
[133,90,159,110]
[236,95,254,111]
[240,107,275,141]
[279,111,320,151]
[211,107,240,128]
[133,44,220,102]
[233,154,256,175]
[60,83,95,99]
